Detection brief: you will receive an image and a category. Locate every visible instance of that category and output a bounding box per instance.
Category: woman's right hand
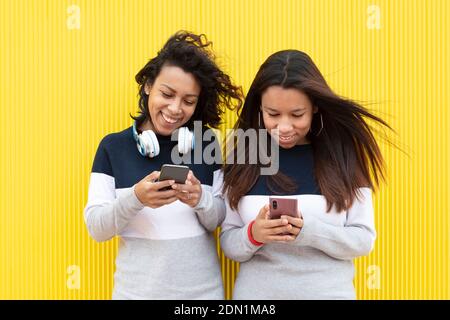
[134,171,178,209]
[251,204,296,243]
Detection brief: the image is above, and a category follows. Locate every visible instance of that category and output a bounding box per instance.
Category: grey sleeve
[217,171,263,262]
[220,220,263,263]
[293,188,376,260]
[84,173,145,242]
[193,185,226,232]
[193,170,227,232]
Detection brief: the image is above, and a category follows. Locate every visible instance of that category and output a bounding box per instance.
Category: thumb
[187,170,201,185]
[257,204,270,220]
[146,171,160,182]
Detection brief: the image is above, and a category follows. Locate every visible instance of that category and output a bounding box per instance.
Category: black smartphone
[157,164,190,191]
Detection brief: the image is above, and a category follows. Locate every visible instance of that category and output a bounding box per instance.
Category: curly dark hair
[131,30,243,129]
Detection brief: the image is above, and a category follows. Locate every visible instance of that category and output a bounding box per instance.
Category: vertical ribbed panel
[0,0,448,299]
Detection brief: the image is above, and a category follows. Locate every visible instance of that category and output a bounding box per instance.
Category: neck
[140,119,155,132]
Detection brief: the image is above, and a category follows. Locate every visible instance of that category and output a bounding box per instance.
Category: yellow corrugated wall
[0,0,448,299]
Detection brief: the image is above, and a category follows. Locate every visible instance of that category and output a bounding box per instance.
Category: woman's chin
[277,140,297,149]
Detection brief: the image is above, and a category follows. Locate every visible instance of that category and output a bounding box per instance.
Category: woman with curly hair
[84,31,242,299]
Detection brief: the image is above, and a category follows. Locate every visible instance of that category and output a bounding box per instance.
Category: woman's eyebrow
[161,83,198,97]
[160,83,176,91]
[263,106,306,112]
[262,106,278,112]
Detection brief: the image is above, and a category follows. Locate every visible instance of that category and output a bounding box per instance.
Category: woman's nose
[278,121,293,133]
[167,99,182,114]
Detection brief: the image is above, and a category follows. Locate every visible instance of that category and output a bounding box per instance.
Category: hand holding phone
[272,197,304,240]
[250,204,295,244]
[134,170,178,209]
[158,165,203,208]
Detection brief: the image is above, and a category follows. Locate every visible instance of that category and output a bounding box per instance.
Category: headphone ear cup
[190,130,195,150]
[133,122,146,156]
[138,131,150,157]
[136,137,147,156]
[177,127,186,154]
[150,131,160,157]
[141,130,160,158]
[177,127,194,154]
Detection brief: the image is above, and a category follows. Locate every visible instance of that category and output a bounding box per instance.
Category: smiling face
[143,64,201,136]
[261,86,318,149]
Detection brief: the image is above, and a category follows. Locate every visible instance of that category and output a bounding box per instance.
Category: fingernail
[172,184,177,189]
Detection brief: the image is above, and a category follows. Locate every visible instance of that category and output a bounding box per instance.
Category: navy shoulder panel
[91,126,221,188]
[247,144,322,196]
[91,132,121,177]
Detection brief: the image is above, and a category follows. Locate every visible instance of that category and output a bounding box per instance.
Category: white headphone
[132,121,194,158]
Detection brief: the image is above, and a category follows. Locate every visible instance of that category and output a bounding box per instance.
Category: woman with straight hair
[84,31,242,299]
[219,50,392,299]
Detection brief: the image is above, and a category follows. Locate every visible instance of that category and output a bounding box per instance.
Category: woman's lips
[279,135,295,143]
[161,112,182,124]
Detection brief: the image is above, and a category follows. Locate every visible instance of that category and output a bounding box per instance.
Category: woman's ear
[144,83,152,95]
[313,105,319,114]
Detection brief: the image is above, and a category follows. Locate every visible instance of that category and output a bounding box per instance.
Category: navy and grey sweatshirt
[84,126,225,299]
[219,144,376,300]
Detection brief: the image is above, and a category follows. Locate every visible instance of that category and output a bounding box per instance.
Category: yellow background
[0,0,448,299]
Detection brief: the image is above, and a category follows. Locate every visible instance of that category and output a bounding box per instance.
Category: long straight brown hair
[222,50,393,212]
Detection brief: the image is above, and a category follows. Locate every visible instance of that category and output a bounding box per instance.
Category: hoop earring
[315,113,324,136]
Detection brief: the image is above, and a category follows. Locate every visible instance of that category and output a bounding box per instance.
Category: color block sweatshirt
[84,126,225,299]
[219,144,376,300]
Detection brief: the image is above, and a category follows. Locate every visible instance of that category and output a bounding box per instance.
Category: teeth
[279,135,294,141]
[161,112,180,124]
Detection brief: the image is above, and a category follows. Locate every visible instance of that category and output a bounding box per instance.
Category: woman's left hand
[280,212,304,239]
[172,170,203,208]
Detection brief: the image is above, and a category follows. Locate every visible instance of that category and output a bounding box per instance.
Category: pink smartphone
[269,197,298,219]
